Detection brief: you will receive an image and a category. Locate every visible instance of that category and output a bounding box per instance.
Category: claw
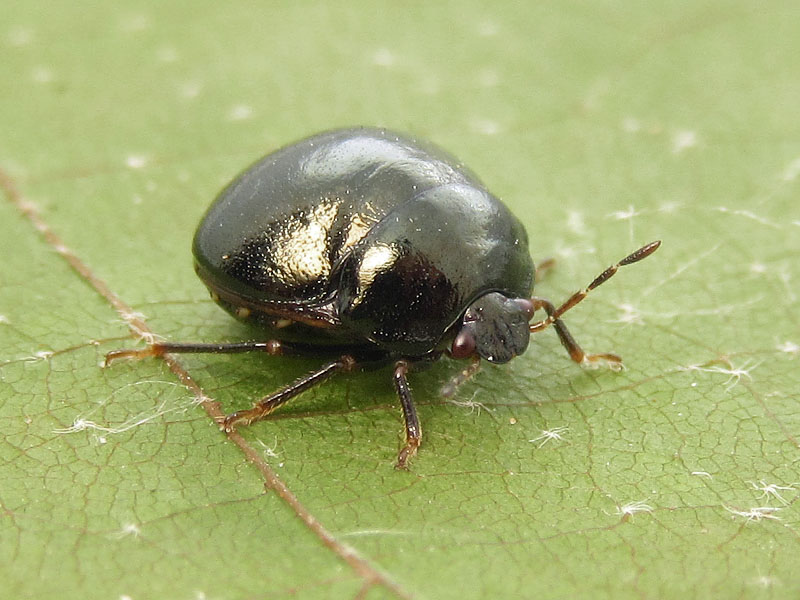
[395,439,420,470]
[103,346,157,367]
[582,353,625,371]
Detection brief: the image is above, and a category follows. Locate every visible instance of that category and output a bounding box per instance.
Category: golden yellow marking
[350,242,399,308]
[272,201,339,286]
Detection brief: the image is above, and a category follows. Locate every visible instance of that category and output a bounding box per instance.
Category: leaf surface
[2,3,799,598]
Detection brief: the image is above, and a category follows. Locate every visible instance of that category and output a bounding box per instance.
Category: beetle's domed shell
[193,128,533,358]
[193,128,476,305]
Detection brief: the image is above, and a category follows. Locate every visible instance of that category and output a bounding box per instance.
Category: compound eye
[450,328,477,359]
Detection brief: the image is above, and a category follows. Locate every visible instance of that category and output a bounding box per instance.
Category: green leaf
[2,2,799,599]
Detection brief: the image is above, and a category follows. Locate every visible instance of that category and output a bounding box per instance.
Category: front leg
[393,360,421,470]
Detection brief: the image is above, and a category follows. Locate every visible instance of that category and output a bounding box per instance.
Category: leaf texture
[2,2,799,599]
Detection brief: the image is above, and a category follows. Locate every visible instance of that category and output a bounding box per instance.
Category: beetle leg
[534,257,556,282]
[104,340,292,366]
[530,297,623,369]
[222,355,357,432]
[440,356,481,397]
[393,360,421,470]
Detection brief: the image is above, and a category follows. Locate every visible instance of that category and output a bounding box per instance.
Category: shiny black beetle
[107,128,660,468]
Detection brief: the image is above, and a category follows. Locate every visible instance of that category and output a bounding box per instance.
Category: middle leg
[393,360,421,470]
[222,355,357,431]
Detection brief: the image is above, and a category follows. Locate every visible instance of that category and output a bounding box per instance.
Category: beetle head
[449,292,533,364]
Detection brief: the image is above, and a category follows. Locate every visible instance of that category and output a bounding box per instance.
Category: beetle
[106,127,660,469]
